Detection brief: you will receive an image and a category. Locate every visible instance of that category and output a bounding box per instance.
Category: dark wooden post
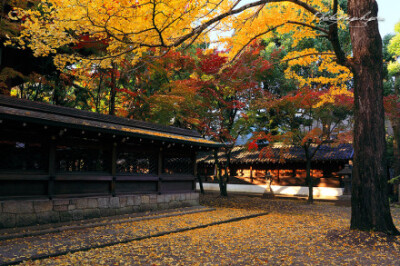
[48,136,56,199]
[157,147,163,194]
[193,151,199,192]
[111,142,117,196]
[250,166,253,183]
[196,151,205,194]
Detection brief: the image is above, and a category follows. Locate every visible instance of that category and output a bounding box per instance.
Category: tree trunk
[109,84,116,116]
[214,149,227,197]
[218,167,228,197]
[391,119,400,200]
[390,76,400,201]
[109,65,117,116]
[225,149,232,183]
[96,71,103,113]
[306,158,313,204]
[197,173,205,194]
[348,0,399,234]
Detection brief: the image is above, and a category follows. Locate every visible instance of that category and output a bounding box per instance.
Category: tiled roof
[198,144,353,164]
[0,95,223,147]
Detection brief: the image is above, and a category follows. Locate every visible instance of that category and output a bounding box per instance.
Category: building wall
[0,192,199,228]
[196,183,344,198]
[0,120,197,199]
[200,161,345,188]
[0,119,202,228]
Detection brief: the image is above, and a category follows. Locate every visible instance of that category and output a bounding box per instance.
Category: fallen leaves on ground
[0,207,261,264]
[4,195,400,265]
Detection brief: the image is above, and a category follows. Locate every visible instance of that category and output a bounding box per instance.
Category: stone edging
[0,192,200,228]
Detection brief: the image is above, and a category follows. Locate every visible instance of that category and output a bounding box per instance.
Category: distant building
[197,144,353,191]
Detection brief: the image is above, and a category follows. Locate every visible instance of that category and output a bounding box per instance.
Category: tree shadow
[326,229,400,250]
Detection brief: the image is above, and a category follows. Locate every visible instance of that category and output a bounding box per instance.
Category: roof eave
[0,107,224,148]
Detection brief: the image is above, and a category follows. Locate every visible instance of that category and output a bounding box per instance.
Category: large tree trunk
[348,0,399,234]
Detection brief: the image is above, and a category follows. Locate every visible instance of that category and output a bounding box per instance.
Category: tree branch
[281,52,336,63]
[287,20,329,34]
[231,23,285,62]
[151,1,165,46]
[170,0,321,48]
[327,0,353,70]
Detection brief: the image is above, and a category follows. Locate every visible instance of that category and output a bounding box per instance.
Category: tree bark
[304,145,313,204]
[391,119,400,200]
[109,64,117,116]
[225,148,233,183]
[390,76,400,201]
[348,0,399,234]
[306,158,313,204]
[197,173,205,194]
[214,149,227,197]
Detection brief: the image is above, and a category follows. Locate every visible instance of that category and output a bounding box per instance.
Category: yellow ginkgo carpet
[2,194,400,265]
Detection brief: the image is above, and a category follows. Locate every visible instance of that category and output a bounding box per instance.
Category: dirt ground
[4,194,400,265]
